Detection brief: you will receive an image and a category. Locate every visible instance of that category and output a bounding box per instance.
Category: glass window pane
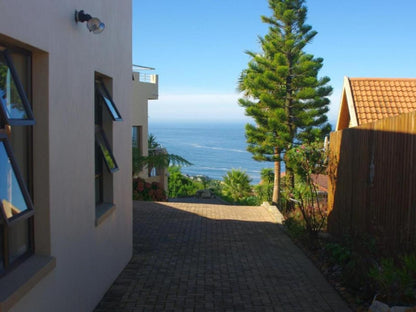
[8,218,29,263]
[96,83,122,121]
[132,127,138,147]
[0,225,4,271]
[95,127,119,173]
[0,139,32,221]
[9,125,30,186]
[0,51,34,124]
[132,126,142,156]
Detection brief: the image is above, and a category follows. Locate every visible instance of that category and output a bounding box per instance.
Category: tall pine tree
[239,0,332,205]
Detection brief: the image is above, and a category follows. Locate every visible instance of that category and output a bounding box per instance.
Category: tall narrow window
[0,46,34,274]
[94,77,121,210]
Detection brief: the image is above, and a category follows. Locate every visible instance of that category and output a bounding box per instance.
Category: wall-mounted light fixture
[75,10,105,34]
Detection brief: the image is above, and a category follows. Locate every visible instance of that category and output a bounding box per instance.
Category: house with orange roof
[336,77,416,130]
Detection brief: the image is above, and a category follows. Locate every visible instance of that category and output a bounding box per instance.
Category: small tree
[222,169,252,203]
[285,141,327,237]
[238,0,332,206]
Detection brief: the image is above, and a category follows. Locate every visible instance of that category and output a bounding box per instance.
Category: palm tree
[222,169,252,203]
[133,134,192,176]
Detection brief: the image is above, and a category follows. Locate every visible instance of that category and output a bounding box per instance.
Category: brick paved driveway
[94,201,351,312]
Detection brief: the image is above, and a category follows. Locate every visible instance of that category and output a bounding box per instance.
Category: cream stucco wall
[131,72,167,192]
[132,71,158,159]
[0,1,132,311]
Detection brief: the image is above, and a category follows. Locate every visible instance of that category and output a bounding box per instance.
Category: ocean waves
[189,143,247,154]
[149,121,274,184]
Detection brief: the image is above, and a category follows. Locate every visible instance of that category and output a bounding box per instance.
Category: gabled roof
[336,77,416,130]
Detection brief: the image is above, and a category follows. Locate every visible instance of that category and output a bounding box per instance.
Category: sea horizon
[148,120,274,184]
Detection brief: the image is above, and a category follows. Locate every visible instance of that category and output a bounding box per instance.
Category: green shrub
[369,254,416,305]
[285,142,328,237]
[238,196,261,206]
[168,166,203,198]
[325,242,351,266]
[254,168,274,204]
[283,216,307,240]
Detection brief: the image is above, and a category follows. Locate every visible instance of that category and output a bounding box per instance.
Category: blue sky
[133,0,416,126]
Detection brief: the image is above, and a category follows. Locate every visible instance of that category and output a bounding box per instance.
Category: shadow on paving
[94,201,351,312]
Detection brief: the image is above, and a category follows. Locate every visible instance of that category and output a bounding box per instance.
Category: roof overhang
[335,76,358,130]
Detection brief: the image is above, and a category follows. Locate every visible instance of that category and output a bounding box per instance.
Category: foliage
[254,168,274,203]
[283,215,307,241]
[205,179,222,197]
[168,166,203,198]
[133,134,192,176]
[221,169,253,203]
[325,242,351,266]
[284,141,328,236]
[238,0,332,204]
[132,177,166,201]
[286,141,328,180]
[369,254,416,305]
[320,235,378,303]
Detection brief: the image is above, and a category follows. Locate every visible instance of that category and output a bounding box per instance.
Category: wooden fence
[327,111,416,253]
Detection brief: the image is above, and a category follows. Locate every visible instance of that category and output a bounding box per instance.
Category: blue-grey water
[148,121,274,184]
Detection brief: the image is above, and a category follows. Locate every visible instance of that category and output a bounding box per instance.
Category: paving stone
[94,200,351,312]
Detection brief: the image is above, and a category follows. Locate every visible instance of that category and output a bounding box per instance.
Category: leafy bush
[168,166,203,198]
[325,242,351,266]
[285,141,327,237]
[238,196,261,206]
[133,177,166,201]
[254,168,274,204]
[283,216,307,240]
[369,254,416,305]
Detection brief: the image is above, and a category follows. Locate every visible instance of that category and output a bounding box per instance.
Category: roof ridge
[348,77,416,81]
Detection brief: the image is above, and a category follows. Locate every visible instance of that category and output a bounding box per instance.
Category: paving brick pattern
[94,201,351,312]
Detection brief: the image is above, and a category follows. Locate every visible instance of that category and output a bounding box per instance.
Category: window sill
[95,203,115,227]
[0,255,56,312]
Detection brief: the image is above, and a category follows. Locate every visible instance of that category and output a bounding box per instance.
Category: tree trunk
[283,151,295,211]
[272,148,281,206]
[286,168,295,190]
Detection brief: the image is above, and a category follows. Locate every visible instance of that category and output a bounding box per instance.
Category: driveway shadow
[95,201,350,311]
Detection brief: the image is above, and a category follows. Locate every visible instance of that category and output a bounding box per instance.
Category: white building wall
[0,1,132,311]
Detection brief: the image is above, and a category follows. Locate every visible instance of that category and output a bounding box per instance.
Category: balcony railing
[132,64,158,84]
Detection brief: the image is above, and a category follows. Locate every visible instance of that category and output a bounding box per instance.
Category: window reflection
[95,127,118,173]
[0,140,29,220]
[96,83,122,121]
[0,51,32,122]
[0,226,3,271]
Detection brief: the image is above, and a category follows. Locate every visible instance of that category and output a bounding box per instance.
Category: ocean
[148,121,274,184]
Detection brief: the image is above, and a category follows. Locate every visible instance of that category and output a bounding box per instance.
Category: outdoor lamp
[75,10,105,34]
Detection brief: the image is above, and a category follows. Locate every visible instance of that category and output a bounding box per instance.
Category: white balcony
[132,64,158,84]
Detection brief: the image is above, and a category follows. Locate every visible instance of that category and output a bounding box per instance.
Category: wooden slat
[328,110,416,253]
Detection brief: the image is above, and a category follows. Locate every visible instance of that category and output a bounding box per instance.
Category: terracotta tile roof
[311,174,328,193]
[280,173,328,193]
[349,78,416,125]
